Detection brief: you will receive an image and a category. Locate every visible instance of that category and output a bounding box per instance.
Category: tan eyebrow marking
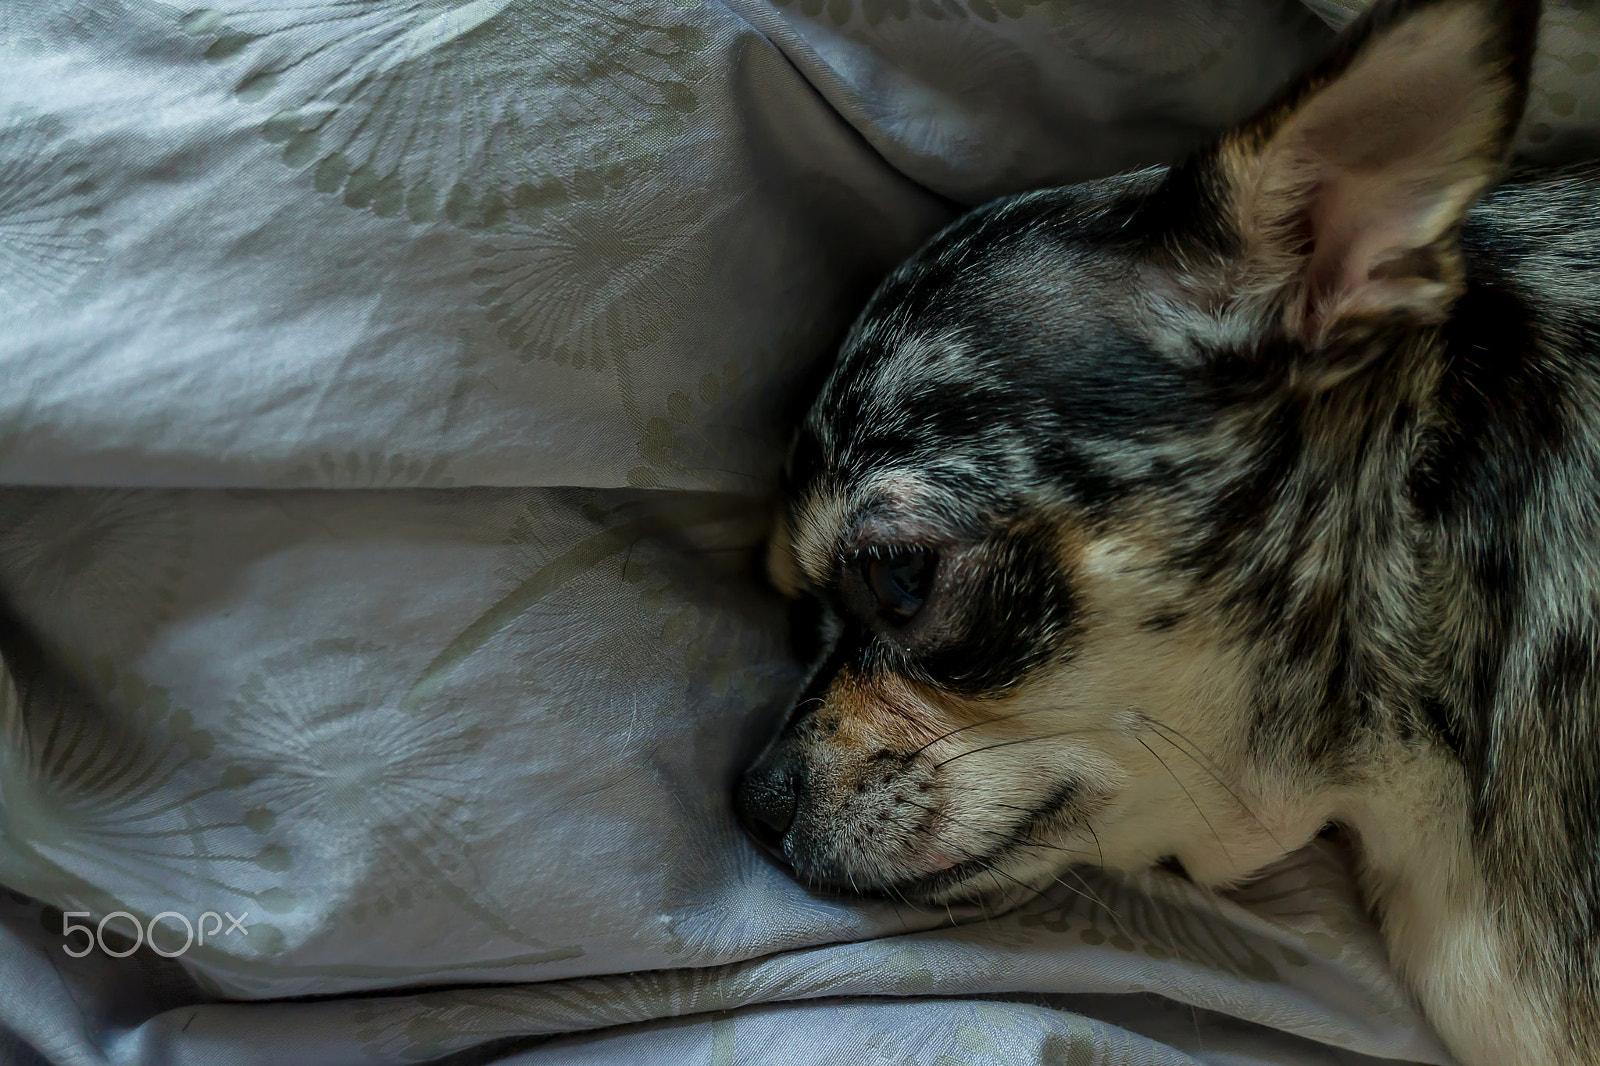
[765,519,802,598]
[789,487,854,586]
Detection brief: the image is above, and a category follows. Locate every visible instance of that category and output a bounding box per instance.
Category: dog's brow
[790,487,853,585]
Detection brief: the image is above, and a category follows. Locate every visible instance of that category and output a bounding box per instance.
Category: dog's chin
[884,847,1060,908]
[783,840,1041,907]
[895,853,1198,910]
[867,798,1110,906]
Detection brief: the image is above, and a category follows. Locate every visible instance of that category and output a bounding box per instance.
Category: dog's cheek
[934,705,1131,839]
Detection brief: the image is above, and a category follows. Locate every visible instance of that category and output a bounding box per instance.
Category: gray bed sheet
[2,1,1598,1063]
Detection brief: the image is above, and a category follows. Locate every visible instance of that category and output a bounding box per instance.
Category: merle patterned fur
[741,1,1600,1062]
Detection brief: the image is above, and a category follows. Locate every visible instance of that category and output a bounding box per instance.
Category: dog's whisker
[903,798,1121,921]
[1083,819,1107,869]
[931,727,1109,770]
[903,797,1091,860]
[904,709,1033,762]
[1133,735,1232,865]
[1140,718,1285,852]
[1042,859,1133,938]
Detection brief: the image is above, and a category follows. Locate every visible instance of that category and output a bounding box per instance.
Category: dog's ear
[1172,0,1539,354]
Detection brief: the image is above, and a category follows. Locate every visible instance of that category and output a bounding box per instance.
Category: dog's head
[737,0,1540,902]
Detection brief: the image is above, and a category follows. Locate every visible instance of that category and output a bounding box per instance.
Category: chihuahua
[738,0,1600,1061]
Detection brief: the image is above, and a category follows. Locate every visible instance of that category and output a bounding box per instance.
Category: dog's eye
[862,549,936,622]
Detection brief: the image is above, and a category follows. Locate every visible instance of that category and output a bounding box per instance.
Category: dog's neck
[1200,206,1600,1058]
[1335,743,1572,1064]
[1170,299,1588,1060]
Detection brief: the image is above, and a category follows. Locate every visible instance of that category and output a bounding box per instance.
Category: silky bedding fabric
[2,2,1599,1065]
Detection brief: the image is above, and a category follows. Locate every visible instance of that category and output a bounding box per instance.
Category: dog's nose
[735,766,798,857]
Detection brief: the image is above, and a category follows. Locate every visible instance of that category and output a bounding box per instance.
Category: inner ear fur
[1170,0,1540,354]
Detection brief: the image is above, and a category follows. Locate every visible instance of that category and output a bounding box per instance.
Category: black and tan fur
[737,1,1600,1061]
